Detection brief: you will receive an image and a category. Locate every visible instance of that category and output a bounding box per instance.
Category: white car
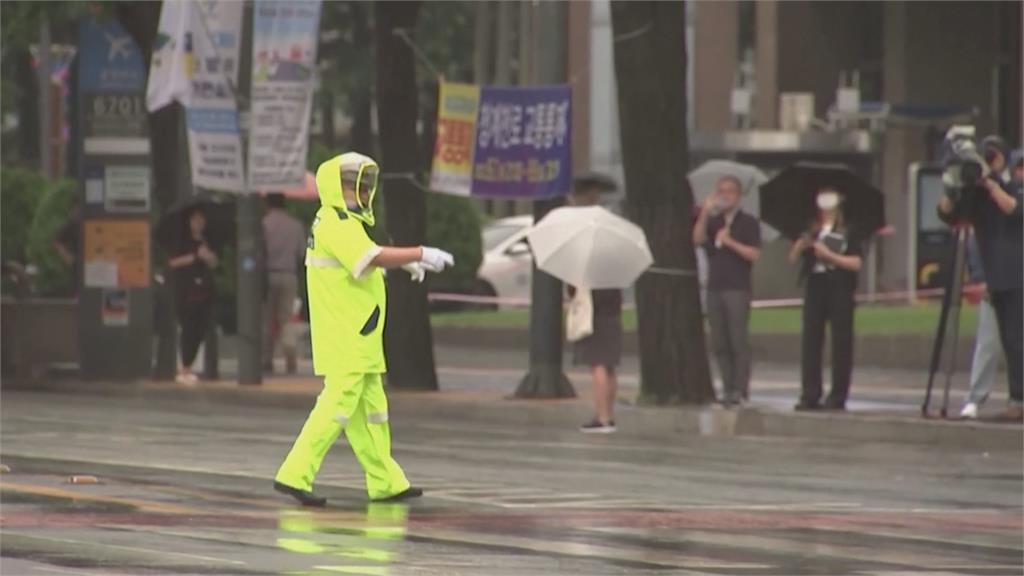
[476,215,534,308]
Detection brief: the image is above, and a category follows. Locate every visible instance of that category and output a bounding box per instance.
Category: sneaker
[372,486,424,503]
[175,371,198,387]
[274,481,327,507]
[579,419,616,434]
[959,402,979,420]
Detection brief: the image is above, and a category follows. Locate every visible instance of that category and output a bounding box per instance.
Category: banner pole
[513,1,574,399]
[236,0,263,385]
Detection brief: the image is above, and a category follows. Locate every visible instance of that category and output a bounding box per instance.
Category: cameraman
[938,136,1023,421]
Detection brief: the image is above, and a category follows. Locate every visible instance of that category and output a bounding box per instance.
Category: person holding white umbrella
[527,173,652,433]
[569,176,622,433]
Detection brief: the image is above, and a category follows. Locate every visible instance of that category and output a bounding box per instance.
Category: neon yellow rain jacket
[306,154,386,375]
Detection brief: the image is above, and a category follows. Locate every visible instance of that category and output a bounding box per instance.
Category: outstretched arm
[371,247,423,269]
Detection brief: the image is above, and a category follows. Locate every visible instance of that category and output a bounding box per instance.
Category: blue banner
[470,85,572,198]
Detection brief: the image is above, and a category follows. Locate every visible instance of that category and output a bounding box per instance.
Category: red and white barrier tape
[428,286,950,310]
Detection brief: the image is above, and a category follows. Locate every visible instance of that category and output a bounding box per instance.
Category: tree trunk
[114,1,183,380]
[350,1,373,154]
[375,0,438,391]
[610,1,714,404]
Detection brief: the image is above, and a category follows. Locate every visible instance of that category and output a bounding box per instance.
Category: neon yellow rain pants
[276,373,410,501]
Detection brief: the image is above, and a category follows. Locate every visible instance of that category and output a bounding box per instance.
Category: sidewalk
[11,355,1021,452]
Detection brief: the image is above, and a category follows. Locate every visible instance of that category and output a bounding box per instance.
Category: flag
[146,1,193,112]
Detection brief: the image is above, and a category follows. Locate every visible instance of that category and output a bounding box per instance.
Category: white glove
[420,246,455,272]
[402,262,426,283]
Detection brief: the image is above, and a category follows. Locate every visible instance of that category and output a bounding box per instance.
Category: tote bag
[565,288,594,342]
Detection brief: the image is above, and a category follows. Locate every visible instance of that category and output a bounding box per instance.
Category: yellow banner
[429,82,481,196]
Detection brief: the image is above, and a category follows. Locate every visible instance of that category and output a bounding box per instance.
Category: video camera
[940,125,989,207]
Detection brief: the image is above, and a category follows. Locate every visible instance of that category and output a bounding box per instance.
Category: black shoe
[274,481,327,507]
[823,398,847,411]
[794,400,821,411]
[372,486,424,503]
[579,419,617,433]
[721,394,742,408]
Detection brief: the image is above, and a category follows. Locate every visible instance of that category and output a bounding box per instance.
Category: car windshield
[482,224,524,251]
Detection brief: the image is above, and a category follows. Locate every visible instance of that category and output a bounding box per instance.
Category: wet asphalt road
[1,387,1022,575]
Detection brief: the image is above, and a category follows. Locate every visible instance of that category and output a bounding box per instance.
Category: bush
[1,167,46,261]
[424,193,482,294]
[1,167,46,294]
[25,178,77,296]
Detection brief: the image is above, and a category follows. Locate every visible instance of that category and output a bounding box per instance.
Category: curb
[6,379,1018,451]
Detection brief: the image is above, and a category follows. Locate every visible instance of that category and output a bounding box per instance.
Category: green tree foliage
[424,193,482,295]
[1,167,46,265]
[25,178,77,296]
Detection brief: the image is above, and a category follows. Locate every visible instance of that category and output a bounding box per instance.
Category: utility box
[75,17,153,380]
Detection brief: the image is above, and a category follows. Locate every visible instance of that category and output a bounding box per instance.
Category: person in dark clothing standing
[789,188,863,411]
[938,136,1022,421]
[168,206,219,386]
[693,175,762,405]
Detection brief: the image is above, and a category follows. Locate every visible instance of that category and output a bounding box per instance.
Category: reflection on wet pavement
[1,389,1022,575]
[2,461,1021,576]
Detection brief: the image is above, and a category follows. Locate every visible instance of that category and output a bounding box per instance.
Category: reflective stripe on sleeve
[306,255,343,268]
[353,246,383,279]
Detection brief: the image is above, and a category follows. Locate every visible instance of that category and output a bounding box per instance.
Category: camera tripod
[921,223,971,418]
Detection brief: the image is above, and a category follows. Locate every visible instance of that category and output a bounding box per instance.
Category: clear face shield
[341,164,380,225]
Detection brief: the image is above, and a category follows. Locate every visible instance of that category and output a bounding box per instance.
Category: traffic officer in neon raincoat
[274,152,454,506]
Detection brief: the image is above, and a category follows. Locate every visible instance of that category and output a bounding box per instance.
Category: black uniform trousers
[800,271,855,407]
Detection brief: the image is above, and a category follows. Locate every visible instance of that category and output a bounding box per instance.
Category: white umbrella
[688,159,778,241]
[526,206,653,289]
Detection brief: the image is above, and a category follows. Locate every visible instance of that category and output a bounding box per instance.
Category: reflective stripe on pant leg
[275,375,363,491]
[343,373,409,500]
[366,411,388,424]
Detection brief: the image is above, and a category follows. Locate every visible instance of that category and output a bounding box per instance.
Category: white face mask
[816,192,840,211]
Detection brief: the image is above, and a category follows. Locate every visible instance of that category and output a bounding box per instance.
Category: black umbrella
[156,195,236,253]
[759,162,885,241]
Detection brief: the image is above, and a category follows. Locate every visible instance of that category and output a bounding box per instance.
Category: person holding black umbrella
[787,188,863,411]
[167,205,219,386]
[762,163,884,411]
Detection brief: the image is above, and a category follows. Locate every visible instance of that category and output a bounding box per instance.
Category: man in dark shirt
[939,136,1022,420]
[693,175,762,405]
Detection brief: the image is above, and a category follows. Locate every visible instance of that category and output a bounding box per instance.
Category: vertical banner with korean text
[429,83,572,198]
[429,82,481,196]
[186,1,245,192]
[249,0,322,190]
